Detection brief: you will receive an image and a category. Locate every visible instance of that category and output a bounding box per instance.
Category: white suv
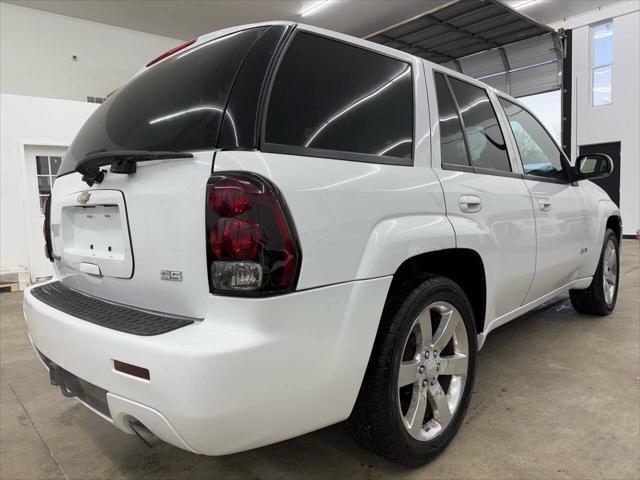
[24,22,621,466]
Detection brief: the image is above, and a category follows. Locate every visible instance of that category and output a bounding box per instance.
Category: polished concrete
[1,241,638,479]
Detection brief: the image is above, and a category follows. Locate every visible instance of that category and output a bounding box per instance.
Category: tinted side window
[265,33,413,161]
[448,78,511,172]
[433,72,470,167]
[499,98,566,180]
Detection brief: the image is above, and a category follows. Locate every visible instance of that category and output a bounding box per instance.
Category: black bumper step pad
[30,281,194,336]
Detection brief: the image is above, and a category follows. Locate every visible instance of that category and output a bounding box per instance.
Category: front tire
[346,275,477,467]
[570,228,620,315]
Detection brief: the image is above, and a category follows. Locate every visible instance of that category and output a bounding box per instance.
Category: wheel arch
[385,248,487,336]
[606,214,622,242]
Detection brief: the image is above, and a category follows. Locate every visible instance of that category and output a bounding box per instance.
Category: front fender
[581,197,621,278]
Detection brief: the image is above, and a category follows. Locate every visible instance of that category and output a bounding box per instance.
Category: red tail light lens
[208,178,255,216]
[146,37,197,67]
[206,173,300,295]
[210,218,260,260]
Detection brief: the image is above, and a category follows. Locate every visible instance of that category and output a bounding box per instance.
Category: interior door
[23,145,67,282]
[498,98,591,303]
[431,72,536,321]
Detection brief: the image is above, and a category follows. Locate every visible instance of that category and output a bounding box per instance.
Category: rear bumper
[23,277,391,455]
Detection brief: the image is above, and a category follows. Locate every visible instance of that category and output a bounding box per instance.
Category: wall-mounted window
[592,21,613,106]
[36,155,61,215]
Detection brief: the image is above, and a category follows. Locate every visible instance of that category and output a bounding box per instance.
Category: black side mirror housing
[574,153,614,181]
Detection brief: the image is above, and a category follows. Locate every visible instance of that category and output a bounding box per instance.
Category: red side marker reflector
[114,360,150,380]
[146,37,197,67]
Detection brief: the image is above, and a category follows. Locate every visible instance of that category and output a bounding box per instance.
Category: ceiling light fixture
[300,0,335,17]
[512,0,541,10]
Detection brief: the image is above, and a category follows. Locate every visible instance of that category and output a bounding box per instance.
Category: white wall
[556,2,640,236]
[0,93,98,273]
[0,3,183,279]
[0,3,180,101]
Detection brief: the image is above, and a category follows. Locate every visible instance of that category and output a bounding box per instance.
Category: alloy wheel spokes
[398,301,469,441]
[440,353,468,375]
[416,308,432,350]
[603,240,617,305]
[432,306,460,352]
[398,360,420,388]
[428,381,453,429]
[405,390,428,437]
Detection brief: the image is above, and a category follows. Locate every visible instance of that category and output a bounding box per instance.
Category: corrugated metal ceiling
[366,0,563,65]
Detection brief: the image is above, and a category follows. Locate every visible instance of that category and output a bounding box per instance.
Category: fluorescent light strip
[512,0,540,10]
[300,0,335,17]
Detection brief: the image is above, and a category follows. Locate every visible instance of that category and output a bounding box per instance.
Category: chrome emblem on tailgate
[160,270,183,282]
[77,191,91,204]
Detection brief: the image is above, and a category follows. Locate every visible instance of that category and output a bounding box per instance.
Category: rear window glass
[264,32,413,162]
[60,28,264,175]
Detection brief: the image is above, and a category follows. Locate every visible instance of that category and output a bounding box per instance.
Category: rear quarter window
[264,32,414,164]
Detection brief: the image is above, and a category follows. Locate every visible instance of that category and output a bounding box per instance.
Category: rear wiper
[75,149,194,186]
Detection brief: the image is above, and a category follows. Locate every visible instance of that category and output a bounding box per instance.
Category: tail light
[205,172,301,295]
[146,37,197,67]
[43,196,53,262]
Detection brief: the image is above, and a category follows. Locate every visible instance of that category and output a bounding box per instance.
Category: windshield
[60,27,265,175]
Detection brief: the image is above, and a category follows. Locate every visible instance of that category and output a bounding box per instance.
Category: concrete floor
[1,241,638,480]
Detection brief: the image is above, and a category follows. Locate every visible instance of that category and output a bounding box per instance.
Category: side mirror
[574,153,613,180]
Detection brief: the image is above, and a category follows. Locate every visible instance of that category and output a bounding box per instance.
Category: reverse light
[146,37,197,67]
[205,173,300,295]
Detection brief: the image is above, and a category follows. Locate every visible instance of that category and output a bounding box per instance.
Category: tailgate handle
[79,262,102,276]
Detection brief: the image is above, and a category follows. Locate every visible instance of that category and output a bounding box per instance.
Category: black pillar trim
[560,28,572,159]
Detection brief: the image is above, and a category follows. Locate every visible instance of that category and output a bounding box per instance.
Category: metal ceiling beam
[388,3,500,44]
[498,47,511,95]
[379,34,459,62]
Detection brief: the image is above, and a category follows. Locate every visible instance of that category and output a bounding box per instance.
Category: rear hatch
[49,26,271,318]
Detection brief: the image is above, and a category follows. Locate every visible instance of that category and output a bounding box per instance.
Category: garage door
[367,0,564,98]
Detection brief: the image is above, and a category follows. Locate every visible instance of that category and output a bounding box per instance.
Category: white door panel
[523,180,592,303]
[436,169,536,321]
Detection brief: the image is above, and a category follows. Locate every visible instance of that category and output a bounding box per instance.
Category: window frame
[259,29,415,167]
[36,155,62,217]
[432,69,520,179]
[496,94,573,184]
[590,20,613,107]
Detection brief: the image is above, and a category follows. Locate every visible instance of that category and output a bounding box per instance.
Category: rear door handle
[537,198,552,211]
[459,195,482,213]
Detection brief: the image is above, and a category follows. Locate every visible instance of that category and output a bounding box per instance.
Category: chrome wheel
[602,238,618,306]
[397,301,469,441]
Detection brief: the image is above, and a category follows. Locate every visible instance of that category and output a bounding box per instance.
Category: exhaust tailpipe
[129,420,163,448]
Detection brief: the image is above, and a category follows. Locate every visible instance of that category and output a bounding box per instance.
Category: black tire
[345,274,477,467]
[570,229,620,315]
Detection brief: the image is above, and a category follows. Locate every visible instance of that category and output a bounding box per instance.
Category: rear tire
[569,228,619,315]
[346,275,477,467]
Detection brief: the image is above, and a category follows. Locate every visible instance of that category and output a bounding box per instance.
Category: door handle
[537,198,552,211]
[459,195,482,213]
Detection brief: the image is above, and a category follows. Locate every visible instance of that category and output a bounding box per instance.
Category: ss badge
[160,270,183,282]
